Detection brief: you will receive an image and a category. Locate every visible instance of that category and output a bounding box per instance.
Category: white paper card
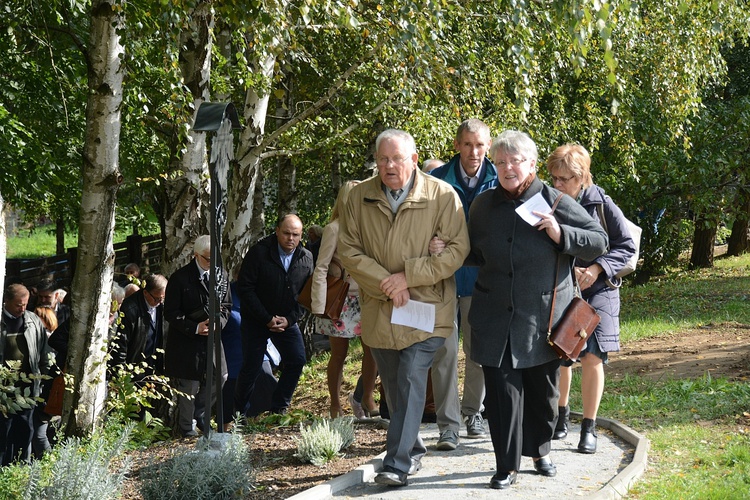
[515,191,553,226]
[391,300,435,333]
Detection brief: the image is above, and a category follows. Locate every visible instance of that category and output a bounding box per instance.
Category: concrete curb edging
[287,453,385,500]
[573,412,650,500]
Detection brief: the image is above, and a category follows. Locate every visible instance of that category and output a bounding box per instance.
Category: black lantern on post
[192,102,242,436]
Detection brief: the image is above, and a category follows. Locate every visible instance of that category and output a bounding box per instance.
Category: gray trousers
[372,336,444,474]
[175,378,210,433]
[459,296,486,416]
[430,325,461,433]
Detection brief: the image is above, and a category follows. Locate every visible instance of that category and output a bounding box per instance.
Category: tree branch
[252,45,379,157]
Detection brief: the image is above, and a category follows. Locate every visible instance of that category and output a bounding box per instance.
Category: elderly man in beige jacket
[338,128,469,487]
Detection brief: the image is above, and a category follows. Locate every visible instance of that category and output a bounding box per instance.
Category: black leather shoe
[553,405,569,440]
[578,417,598,454]
[533,457,557,477]
[375,466,408,487]
[490,470,518,489]
[407,457,422,475]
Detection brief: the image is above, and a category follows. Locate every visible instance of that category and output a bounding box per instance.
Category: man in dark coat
[234,214,313,416]
[164,235,231,437]
[35,278,70,325]
[110,274,168,377]
[1,284,52,465]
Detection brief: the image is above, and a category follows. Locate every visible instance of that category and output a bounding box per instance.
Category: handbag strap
[547,255,562,337]
[546,193,566,337]
[329,259,347,279]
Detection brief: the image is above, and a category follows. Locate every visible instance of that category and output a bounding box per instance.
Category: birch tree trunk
[62,0,125,436]
[224,52,276,273]
[160,1,213,275]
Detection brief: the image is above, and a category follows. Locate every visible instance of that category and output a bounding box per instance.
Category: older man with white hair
[164,235,231,437]
[338,129,469,487]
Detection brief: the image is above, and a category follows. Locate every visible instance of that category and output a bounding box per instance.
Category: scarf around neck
[499,172,537,200]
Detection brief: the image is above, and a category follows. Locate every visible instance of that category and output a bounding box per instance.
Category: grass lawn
[6,225,131,259]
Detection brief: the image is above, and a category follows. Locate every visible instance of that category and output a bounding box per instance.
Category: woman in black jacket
[467,131,608,489]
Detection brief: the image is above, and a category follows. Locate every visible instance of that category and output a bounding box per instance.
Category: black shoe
[578,417,598,454]
[490,470,518,489]
[533,457,557,477]
[375,465,408,487]
[181,428,198,438]
[407,457,422,475]
[553,405,569,440]
[271,407,288,415]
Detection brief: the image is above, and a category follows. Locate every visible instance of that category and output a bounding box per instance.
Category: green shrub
[105,363,175,447]
[0,361,46,418]
[139,431,253,500]
[0,461,29,500]
[294,416,356,466]
[22,425,132,500]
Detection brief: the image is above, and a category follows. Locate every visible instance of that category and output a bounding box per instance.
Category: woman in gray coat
[547,144,636,454]
[467,131,608,490]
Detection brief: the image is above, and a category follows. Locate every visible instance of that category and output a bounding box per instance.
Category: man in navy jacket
[428,119,498,449]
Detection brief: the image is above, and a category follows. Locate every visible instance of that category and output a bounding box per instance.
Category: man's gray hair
[194,234,211,255]
[456,119,490,142]
[375,129,417,155]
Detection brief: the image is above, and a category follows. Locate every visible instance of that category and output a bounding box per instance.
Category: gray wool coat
[467,177,608,369]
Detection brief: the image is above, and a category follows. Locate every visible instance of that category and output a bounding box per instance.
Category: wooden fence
[5,234,163,291]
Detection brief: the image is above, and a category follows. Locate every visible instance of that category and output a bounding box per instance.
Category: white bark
[161,2,214,275]
[62,0,125,435]
[224,52,276,273]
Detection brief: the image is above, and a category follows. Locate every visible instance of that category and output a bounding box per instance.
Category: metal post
[193,102,241,438]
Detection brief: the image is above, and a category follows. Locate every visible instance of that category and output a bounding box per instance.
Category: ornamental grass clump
[295,416,356,466]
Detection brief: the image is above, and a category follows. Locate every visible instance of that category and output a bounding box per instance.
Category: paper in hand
[515,192,553,226]
[391,300,435,333]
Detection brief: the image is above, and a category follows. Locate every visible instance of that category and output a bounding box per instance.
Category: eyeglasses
[376,155,409,167]
[495,157,529,168]
[197,253,211,262]
[550,174,576,183]
[144,289,165,304]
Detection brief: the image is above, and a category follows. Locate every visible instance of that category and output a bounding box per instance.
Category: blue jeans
[234,321,306,414]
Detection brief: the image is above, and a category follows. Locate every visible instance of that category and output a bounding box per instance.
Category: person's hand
[267,315,288,333]
[576,264,602,290]
[380,272,408,300]
[391,289,410,308]
[533,210,561,245]
[429,236,446,255]
[197,319,210,336]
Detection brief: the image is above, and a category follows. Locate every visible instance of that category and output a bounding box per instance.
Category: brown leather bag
[297,261,350,320]
[548,296,601,360]
[44,374,65,416]
[544,193,601,361]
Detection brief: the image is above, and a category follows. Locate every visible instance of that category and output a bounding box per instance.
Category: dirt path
[607,321,750,381]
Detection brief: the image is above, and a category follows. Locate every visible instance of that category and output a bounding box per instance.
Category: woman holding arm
[466,131,608,489]
[312,180,378,418]
[547,144,636,453]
